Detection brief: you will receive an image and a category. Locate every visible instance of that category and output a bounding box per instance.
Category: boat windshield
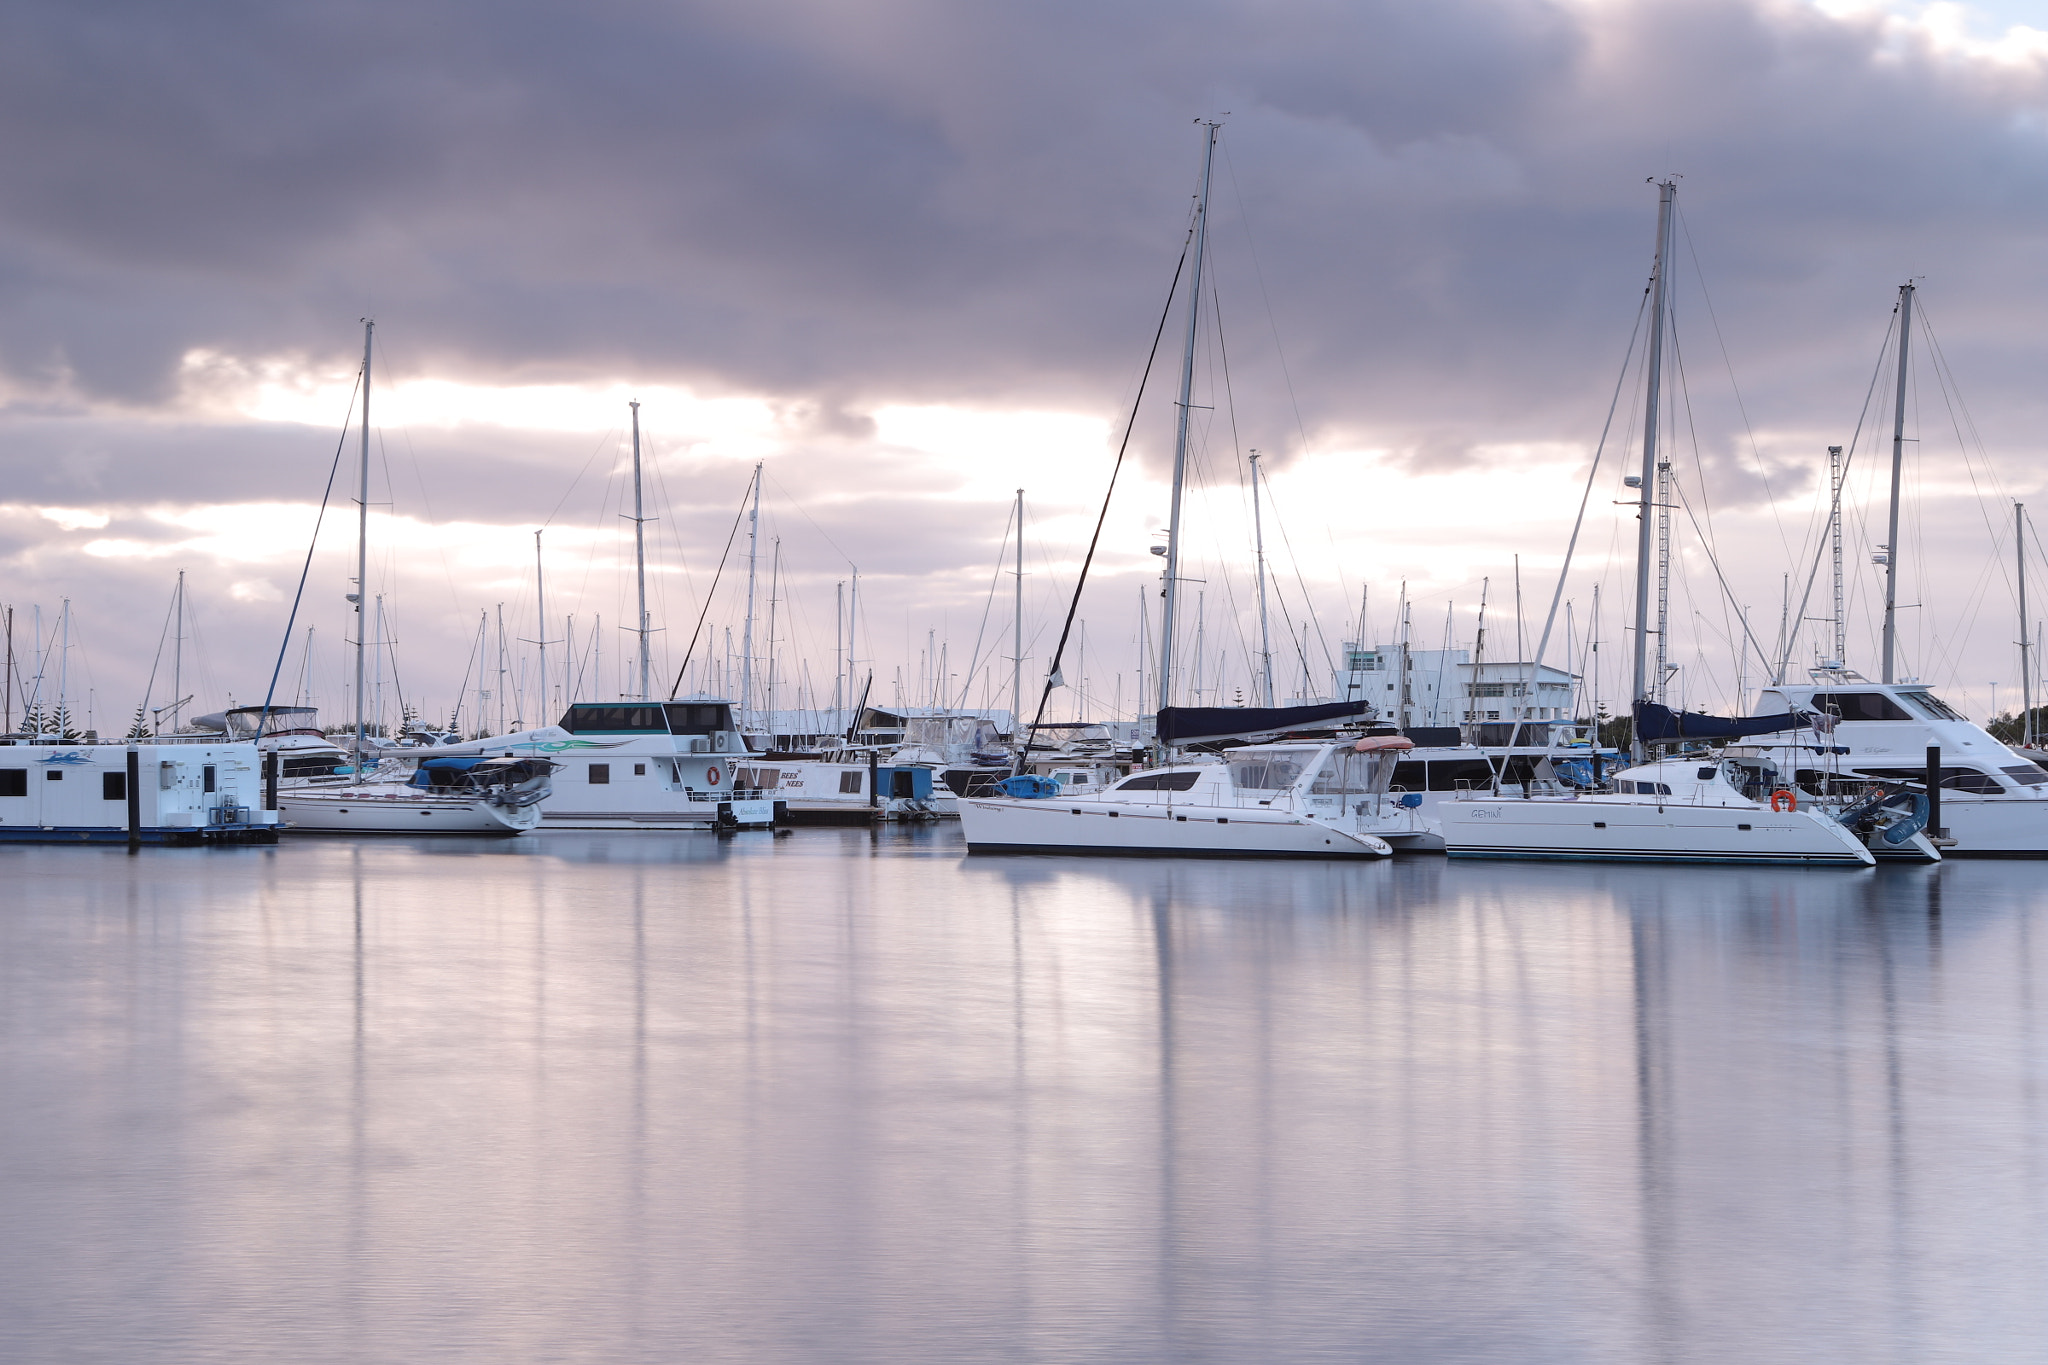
[1898,690,1967,722]
[1311,750,1401,798]
[1229,748,1320,791]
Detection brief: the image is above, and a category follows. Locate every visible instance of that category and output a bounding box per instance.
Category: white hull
[1926,796,2048,856]
[959,796,1393,859]
[278,787,537,834]
[1440,798,1874,865]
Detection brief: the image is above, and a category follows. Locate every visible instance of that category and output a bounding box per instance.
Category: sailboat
[277,323,554,835]
[1728,284,2048,855]
[1439,181,1880,865]
[958,124,1407,859]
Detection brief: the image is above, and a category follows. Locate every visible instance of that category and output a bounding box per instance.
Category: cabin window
[662,703,733,736]
[1119,770,1203,792]
[46,769,63,781]
[102,772,127,801]
[1810,691,1912,722]
[633,763,646,777]
[1855,766,2004,794]
[203,766,216,793]
[2002,763,2048,788]
[839,771,863,794]
[0,769,25,796]
[589,764,611,784]
[1899,690,1967,722]
[561,704,668,734]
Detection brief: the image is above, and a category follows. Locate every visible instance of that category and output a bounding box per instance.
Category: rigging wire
[255,371,365,730]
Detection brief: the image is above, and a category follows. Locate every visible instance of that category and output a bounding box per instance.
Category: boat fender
[1397,792,1423,809]
[706,766,722,786]
[1770,788,1796,812]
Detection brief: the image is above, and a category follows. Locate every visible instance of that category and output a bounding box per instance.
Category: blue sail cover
[1157,702,1372,745]
[1633,702,1826,742]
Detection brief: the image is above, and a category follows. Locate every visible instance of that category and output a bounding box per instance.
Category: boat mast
[534,529,548,723]
[1631,181,1676,758]
[2021,503,2033,746]
[352,320,373,774]
[629,400,651,702]
[740,462,761,730]
[170,569,185,734]
[1828,444,1845,668]
[1250,449,1276,708]
[1012,488,1025,730]
[1881,282,1914,684]
[1157,120,1220,718]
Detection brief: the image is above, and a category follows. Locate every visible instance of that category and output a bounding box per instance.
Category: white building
[1332,642,1580,744]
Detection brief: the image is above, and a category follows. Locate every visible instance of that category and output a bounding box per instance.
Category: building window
[103,772,127,801]
[1470,683,1506,698]
[589,764,611,784]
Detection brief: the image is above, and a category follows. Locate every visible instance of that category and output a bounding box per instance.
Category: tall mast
[534,529,548,723]
[171,569,185,733]
[1829,444,1845,667]
[1250,450,1275,707]
[1631,181,1676,757]
[629,401,651,702]
[353,320,373,773]
[1157,119,1220,717]
[1881,282,1915,684]
[2021,503,2033,746]
[740,462,761,729]
[847,568,859,722]
[835,581,845,721]
[1012,489,1026,728]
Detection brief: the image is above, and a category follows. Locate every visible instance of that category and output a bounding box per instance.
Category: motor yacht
[1735,677,2048,856]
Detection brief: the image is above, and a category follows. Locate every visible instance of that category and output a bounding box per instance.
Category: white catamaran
[959,123,1406,860]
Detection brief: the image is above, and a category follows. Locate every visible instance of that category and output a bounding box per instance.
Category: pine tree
[125,704,151,741]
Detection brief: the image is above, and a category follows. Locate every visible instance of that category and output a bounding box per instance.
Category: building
[1332,642,1580,745]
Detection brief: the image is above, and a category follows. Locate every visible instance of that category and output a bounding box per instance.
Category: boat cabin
[556,700,744,753]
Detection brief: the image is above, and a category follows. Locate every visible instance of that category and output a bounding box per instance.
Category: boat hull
[958,797,1393,859]
[278,790,538,834]
[1439,799,1874,865]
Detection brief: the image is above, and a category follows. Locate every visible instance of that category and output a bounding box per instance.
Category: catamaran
[1439,181,1903,866]
[958,123,1407,860]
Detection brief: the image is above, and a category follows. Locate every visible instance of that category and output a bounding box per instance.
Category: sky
[6,0,2048,734]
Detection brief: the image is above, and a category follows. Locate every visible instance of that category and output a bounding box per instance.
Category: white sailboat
[1440,181,1882,866]
[960,123,1399,860]
[1726,287,2048,855]
[278,322,556,836]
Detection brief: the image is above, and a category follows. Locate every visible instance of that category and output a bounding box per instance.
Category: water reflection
[0,834,2042,1362]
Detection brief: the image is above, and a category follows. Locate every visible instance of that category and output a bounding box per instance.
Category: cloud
[4,0,2048,721]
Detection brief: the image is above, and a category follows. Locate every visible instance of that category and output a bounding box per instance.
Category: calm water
[2,830,2044,1364]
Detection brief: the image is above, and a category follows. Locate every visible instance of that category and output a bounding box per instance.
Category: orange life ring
[706,765,722,786]
[1769,788,1796,812]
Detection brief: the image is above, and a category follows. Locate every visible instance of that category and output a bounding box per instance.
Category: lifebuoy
[706,766,722,786]
[1769,788,1796,812]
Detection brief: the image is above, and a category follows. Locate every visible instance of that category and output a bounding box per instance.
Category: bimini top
[1157,702,1372,745]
